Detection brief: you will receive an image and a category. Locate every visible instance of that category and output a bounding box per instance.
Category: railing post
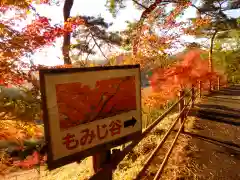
[179,90,185,128]
[217,76,220,91]
[198,81,202,98]
[191,84,195,108]
[209,79,212,92]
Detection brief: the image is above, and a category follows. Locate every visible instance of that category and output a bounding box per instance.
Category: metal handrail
[134,96,193,179]
[143,88,192,135]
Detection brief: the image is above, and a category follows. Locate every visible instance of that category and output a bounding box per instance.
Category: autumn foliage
[0,0,232,175]
[0,121,45,172]
[147,49,226,106]
[0,0,85,87]
[12,151,47,169]
[132,1,191,55]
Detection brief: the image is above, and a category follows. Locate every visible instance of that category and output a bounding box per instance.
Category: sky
[23,0,240,66]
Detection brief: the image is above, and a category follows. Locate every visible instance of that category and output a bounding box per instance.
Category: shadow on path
[181,85,240,179]
[206,85,240,97]
[189,85,240,126]
[181,131,240,151]
[189,106,240,126]
[206,96,240,103]
[196,104,240,113]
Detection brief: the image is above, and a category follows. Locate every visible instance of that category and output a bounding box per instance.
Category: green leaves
[214,41,222,50]
[237,18,240,25]
[105,0,125,18]
[213,32,240,84]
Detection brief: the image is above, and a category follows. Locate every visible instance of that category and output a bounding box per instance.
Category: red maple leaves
[21,16,85,50]
[13,151,47,169]
[56,76,137,130]
[0,15,86,87]
[149,49,225,105]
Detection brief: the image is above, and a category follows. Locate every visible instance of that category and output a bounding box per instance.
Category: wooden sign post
[191,84,195,108]
[198,81,202,98]
[92,150,112,179]
[39,65,142,170]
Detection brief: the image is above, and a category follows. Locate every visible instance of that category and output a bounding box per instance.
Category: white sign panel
[40,65,142,169]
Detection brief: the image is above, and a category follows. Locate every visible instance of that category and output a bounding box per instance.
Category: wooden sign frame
[39,64,142,170]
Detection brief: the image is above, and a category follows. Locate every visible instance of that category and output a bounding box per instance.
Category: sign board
[39,65,142,170]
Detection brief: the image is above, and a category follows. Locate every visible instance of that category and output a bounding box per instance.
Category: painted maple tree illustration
[55,76,137,130]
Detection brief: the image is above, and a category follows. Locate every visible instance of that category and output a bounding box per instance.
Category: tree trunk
[62,0,74,64]
[209,30,218,91]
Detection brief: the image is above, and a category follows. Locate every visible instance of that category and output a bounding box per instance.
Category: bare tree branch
[85,43,96,62]
[132,0,148,9]
[90,32,108,60]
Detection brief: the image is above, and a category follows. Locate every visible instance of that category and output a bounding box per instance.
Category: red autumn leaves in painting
[56,76,137,130]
